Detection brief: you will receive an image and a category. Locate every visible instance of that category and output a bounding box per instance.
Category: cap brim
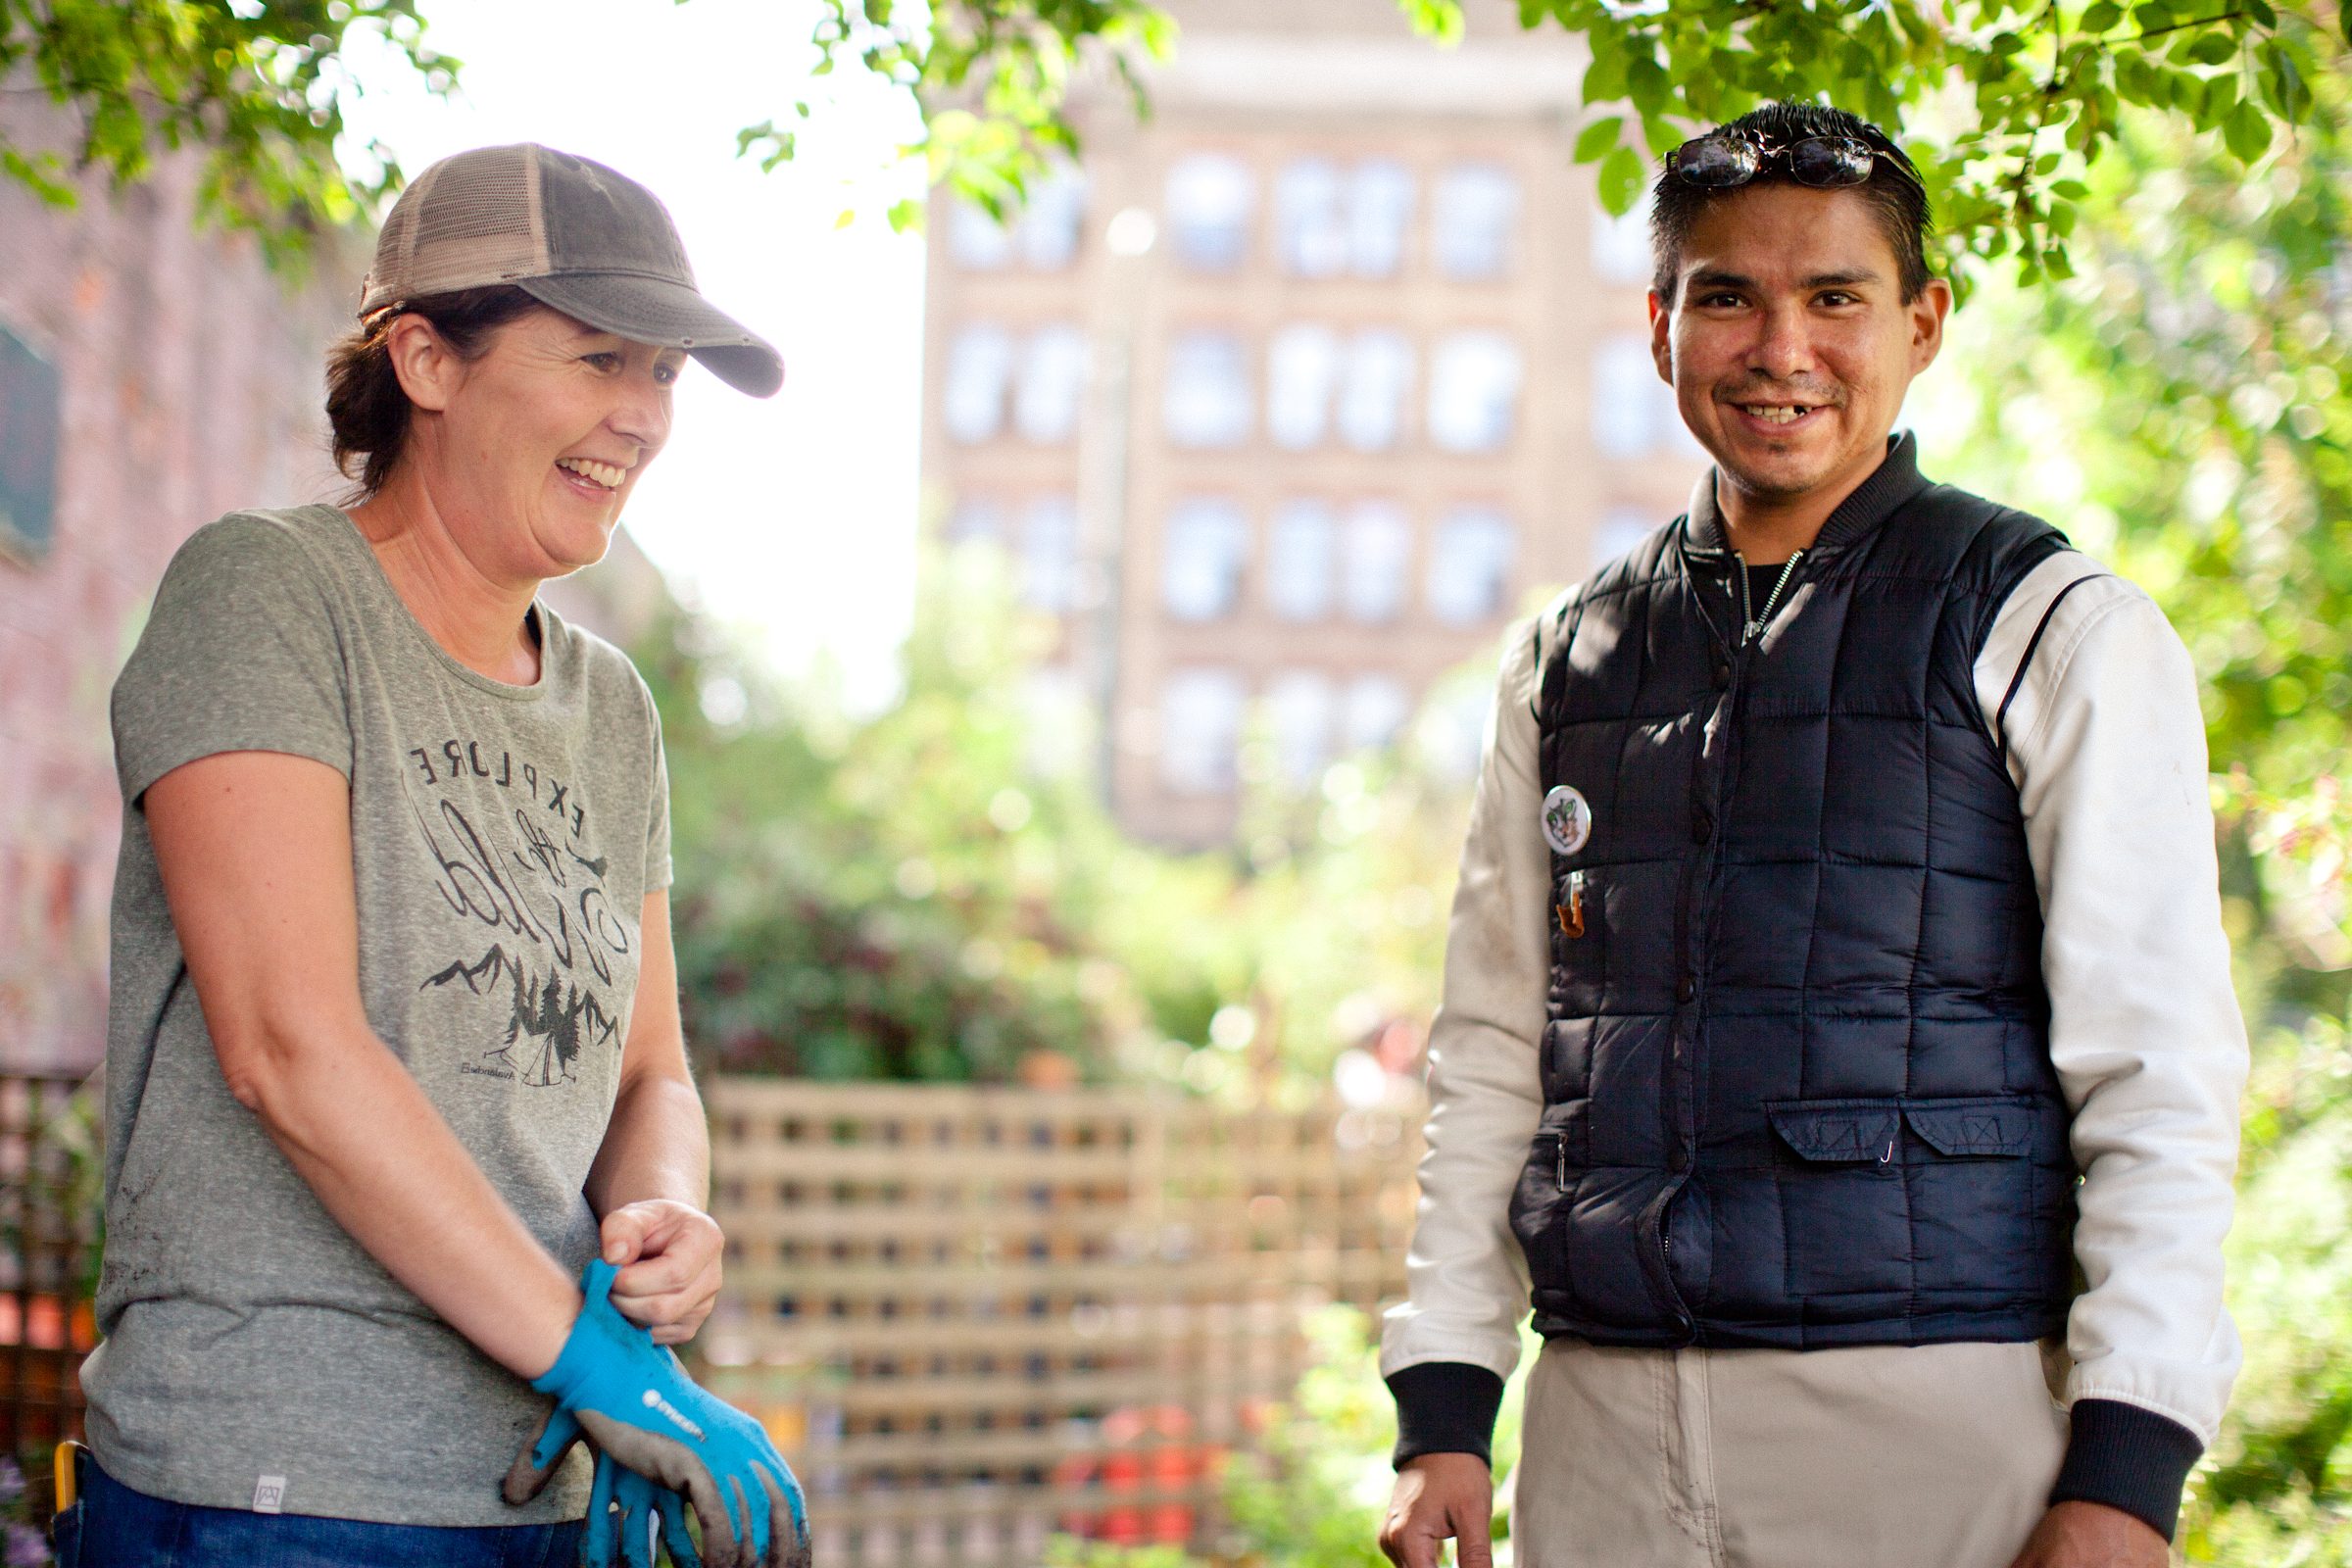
[517,273,784,398]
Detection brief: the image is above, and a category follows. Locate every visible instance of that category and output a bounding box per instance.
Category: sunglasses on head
[1666,132,1893,191]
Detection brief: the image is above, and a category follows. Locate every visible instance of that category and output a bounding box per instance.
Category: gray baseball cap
[359,143,783,397]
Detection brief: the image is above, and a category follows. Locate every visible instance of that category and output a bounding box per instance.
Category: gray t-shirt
[86,506,671,1525]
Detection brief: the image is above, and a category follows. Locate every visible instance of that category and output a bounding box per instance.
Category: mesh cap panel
[353,142,781,395]
[360,146,549,312]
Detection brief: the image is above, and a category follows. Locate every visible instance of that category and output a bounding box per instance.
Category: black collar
[1681,432,1934,562]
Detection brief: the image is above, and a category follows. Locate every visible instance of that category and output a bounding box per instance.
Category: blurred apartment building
[918,0,1709,843]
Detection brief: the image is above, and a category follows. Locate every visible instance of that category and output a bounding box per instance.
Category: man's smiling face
[1648,182,1950,518]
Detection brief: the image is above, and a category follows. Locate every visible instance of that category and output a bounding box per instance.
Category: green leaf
[1584,32,1628,104]
[2052,178,2090,199]
[2080,0,2123,31]
[1574,116,1623,165]
[2260,42,2309,122]
[1597,143,1647,218]
[2224,99,2273,162]
[886,197,924,233]
[2184,30,2237,66]
[1626,53,1670,119]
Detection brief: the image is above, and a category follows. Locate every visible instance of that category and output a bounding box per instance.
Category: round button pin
[1542,784,1592,857]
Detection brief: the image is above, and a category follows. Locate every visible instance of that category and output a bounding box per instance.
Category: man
[1376,103,2244,1568]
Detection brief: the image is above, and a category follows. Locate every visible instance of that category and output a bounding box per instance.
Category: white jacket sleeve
[1977,551,2247,1445]
[1379,609,1555,1385]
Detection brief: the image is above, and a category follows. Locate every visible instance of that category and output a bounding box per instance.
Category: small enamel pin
[1557,869,1587,939]
[1542,784,1592,857]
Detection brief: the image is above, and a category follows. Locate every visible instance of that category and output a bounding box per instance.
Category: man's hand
[1379,1452,1494,1568]
[600,1200,724,1347]
[2008,1501,2170,1568]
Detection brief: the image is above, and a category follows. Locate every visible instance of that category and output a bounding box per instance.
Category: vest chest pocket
[1764,1096,2041,1301]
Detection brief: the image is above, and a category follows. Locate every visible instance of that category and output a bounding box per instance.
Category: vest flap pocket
[1765,1099,1901,1163]
[1902,1098,2035,1157]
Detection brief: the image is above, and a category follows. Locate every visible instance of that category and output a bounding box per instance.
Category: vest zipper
[1735,547,1808,645]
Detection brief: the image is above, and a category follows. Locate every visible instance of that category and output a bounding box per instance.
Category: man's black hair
[1648,102,1935,304]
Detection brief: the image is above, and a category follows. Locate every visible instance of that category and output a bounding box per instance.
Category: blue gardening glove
[504,1260,809,1568]
[510,1404,703,1568]
[593,1447,705,1568]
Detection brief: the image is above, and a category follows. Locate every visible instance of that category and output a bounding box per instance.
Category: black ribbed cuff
[1388,1361,1507,1469]
[2049,1397,2204,1543]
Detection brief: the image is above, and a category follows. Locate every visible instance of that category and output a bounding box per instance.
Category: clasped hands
[506,1202,808,1568]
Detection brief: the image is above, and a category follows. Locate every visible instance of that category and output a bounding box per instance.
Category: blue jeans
[53,1451,586,1568]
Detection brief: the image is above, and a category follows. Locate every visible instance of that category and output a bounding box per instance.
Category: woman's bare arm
[145,749,579,1379]
[582,892,725,1345]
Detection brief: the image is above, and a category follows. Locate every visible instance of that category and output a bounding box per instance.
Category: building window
[1266,499,1337,621]
[0,323,63,564]
[1433,163,1521,280]
[943,322,1016,444]
[1348,160,1415,278]
[1162,497,1251,621]
[1341,500,1411,624]
[1020,495,1081,612]
[1276,159,1348,278]
[946,168,1088,271]
[946,495,1005,547]
[1161,668,1248,795]
[1267,323,1342,449]
[1338,328,1414,452]
[1592,331,1665,458]
[1165,154,1255,271]
[948,199,1015,270]
[1590,194,1652,287]
[1015,323,1088,444]
[1266,669,1338,787]
[1428,331,1522,454]
[1592,504,1657,567]
[1427,507,1516,626]
[1343,674,1412,754]
[1163,330,1253,449]
[1019,168,1087,269]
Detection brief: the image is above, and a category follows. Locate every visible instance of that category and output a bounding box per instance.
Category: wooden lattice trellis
[696,1080,1424,1567]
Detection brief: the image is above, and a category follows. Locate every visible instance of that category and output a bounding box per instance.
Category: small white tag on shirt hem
[253,1474,287,1514]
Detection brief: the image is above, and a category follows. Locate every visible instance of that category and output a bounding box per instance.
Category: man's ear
[1647,288,1674,384]
[382,314,463,415]
[1908,276,1953,376]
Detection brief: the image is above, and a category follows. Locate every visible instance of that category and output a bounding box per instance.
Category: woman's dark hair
[324,285,544,497]
[1648,103,1934,305]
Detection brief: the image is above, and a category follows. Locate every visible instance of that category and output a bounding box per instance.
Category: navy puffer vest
[1512,438,2080,1349]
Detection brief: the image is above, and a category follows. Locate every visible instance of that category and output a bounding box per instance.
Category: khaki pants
[1511,1339,2070,1568]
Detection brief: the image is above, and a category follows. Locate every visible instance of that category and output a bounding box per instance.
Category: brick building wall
[0,100,356,1071]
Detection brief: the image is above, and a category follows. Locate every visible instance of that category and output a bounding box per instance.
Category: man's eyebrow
[1684,268,1887,292]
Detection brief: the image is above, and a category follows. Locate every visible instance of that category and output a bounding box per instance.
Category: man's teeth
[557,458,624,489]
[1744,406,1809,424]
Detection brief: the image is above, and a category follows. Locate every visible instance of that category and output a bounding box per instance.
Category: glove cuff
[531,1258,622,1401]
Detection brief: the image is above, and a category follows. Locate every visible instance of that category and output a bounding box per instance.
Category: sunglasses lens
[1675,138,1760,188]
[1788,137,1876,187]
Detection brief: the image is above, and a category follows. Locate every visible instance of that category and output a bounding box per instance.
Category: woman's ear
[382,314,462,415]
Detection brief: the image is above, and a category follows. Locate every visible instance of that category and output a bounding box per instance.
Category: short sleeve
[111,514,355,808]
[643,697,672,894]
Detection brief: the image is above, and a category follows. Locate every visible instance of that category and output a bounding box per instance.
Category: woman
[68,144,805,1568]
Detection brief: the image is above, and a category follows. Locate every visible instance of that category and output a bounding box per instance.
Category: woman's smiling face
[403,306,684,579]
[1648,182,1950,518]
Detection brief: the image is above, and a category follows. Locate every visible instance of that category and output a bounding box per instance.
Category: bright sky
[337,0,931,710]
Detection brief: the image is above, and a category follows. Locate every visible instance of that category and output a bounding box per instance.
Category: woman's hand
[599,1199,724,1346]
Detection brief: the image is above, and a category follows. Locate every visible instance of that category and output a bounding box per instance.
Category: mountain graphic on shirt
[421,944,619,1086]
